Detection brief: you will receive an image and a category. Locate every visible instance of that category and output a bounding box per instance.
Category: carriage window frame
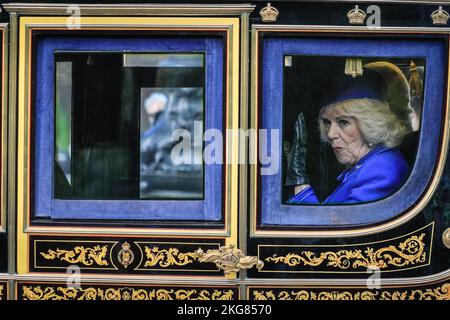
[0,25,7,233]
[15,17,241,233]
[32,35,223,222]
[250,29,449,235]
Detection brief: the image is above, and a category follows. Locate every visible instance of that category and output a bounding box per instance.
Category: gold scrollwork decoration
[195,244,264,274]
[387,283,450,300]
[21,286,235,301]
[143,246,198,268]
[252,283,450,300]
[253,290,378,300]
[265,233,426,270]
[0,285,4,298]
[40,245,109,266]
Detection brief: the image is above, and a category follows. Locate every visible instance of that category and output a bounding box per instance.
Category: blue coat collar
[337,145,388,184]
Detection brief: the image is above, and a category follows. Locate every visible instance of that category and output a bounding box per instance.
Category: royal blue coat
[287,146,410,204]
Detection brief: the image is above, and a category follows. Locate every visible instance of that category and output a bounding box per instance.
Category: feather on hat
[364,61,413,126]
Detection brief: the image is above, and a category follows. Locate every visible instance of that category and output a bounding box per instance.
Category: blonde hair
[318,98,411,148]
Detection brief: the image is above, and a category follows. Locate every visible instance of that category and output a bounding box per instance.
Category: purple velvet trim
[34,36,224,221]
[261,37,446,226]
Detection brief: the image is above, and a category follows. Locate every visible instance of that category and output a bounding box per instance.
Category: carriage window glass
[282,56,424,205]
[54,52,205,200]
[55,61,73,188]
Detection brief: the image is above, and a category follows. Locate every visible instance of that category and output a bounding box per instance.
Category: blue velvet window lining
[34,36,224,221]
[260,37,446,226]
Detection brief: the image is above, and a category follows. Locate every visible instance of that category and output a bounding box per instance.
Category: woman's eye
[323,120,331,128]
[338,119,350,127]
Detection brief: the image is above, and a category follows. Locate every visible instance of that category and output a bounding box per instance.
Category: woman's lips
[333,146,343,152]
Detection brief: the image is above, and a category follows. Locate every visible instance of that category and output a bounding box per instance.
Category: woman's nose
[327,123,339,140]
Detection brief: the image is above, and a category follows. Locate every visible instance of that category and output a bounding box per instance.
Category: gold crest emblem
[117,242,135,268]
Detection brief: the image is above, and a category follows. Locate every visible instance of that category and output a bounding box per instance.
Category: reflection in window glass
[55,61,72,193]
[282,56,425,205]
[54,52,205,200]
[140,87,203,199]
[124,53,204,68]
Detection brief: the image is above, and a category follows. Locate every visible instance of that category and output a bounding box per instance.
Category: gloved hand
[285,112,310,186]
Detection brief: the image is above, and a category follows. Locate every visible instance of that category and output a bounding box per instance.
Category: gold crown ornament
[260,3,279,22]
[431,6,449,25]
[347,5,366,25]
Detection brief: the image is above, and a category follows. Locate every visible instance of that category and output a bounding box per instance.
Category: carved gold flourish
[21,286,235,300]
[143,246,197,268]
[195,244,264,274]
[252,283,450,300]
[265,234,426,270]
[40,245,109,266]
[0,285,3,298]
[253,290,378,300]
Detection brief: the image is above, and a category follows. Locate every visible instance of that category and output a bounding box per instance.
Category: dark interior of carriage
[282,56,424,203]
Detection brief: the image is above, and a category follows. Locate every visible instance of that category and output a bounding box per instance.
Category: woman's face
[320,106,370,166]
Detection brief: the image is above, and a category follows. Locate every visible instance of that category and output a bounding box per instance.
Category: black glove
[285,112,310,186]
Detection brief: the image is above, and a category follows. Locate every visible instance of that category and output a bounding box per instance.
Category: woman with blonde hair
[287,61,413,204]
